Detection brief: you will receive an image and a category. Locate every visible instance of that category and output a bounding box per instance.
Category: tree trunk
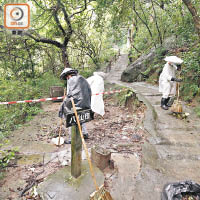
[182,0,200,39]
[24,40,35,78]
[151,0,163,45]
[62,47,70,68]
[130,18,141,53]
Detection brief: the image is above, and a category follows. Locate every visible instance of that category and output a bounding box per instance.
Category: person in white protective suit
[87,72,106,116]
[159,56,183,110]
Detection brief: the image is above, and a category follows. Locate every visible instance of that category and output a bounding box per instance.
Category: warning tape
[0,89,128,105]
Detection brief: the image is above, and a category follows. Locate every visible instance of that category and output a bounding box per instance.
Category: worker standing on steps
[159,56,183,110]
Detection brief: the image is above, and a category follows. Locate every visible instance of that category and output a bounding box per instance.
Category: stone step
[158,129,200,145]
[155,144,200,161]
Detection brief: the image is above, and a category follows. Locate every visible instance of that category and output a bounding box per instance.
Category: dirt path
[2,54,199,200]
[0,78,146,199]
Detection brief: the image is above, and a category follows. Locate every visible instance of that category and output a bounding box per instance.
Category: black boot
[83,133,89,139]
[165,97,170,105]
[161,98,168,110]
[167,96,175,107]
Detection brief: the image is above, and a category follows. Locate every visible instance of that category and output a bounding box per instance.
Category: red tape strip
[0,88,128,105]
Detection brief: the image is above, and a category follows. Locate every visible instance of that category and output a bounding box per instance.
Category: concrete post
[71,125,82,178]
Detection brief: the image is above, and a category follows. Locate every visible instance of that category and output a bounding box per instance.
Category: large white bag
[87,72,105,116]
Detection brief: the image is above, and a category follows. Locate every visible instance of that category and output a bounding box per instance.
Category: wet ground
[106,54,200,200]
[0,80,146,199]
[1,54,200,200]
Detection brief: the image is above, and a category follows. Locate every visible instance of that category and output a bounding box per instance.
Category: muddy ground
[0,85,146,200]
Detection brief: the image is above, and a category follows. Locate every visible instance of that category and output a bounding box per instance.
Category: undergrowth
[194,106,200,118]
[0,72,63,140]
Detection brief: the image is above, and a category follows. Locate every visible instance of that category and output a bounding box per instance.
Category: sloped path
[106,54,200,200]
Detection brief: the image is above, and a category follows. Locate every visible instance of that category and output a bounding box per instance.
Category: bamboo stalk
[177,82,180,102]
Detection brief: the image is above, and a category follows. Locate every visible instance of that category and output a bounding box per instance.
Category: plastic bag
[87,73,105,116]
[58,75,91,118]
[161,180,200,200]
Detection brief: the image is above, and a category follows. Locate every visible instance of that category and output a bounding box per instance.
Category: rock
[51,137,64,146]
[121,50,156,82]
[37,161,105,200]
[109,159,115,169]
[60,160,69,166]
[132,134,142,142]
[122,136,128,140]
[46,191,57,199]
[121,36,177,82]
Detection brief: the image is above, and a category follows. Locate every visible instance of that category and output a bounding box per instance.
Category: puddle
[18,154,43,165]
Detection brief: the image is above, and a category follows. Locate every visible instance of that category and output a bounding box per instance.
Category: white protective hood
[87,72,105,116]
[164,56,183,65]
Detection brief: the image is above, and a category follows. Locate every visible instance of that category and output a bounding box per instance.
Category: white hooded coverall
[159,62,177,98]
[87,72,105,116]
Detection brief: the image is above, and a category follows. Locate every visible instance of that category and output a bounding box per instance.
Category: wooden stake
[71,98,99,191]
[71,125,82,178]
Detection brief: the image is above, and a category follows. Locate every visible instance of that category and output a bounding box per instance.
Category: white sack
[52,137,64,146]
[87,73,105,116]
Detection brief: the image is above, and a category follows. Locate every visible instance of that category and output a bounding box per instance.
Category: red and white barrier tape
[0,89,128,105]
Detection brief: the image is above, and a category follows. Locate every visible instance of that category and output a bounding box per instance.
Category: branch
[132,5,155,47]
[182,0,200,30]
[131,44,141,53]
[58,0,73,46]
[0,52,25,59]
[34,14,54,31]
[32,9,46,22]
[138,0,148,25]
[52,5,66,36]
[151,0,162,45]
[70,0,87,18]
[25,32,63,48]
[32,0,49,11]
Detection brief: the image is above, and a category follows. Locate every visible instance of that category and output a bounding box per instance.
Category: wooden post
[66,108,94,178]
[91,146,111,171]
[49,86,64,102]
[71,125,82,178]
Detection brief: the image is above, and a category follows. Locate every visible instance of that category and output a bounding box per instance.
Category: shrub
[0,72,62,140]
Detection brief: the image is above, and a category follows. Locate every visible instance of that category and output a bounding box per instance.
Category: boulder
[121,36,177,82]
[121,49,156,82]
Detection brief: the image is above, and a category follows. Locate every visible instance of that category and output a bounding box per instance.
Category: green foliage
[141,66,152,77]
[105,84,140,109]
[79,68,94,79]
[194,107,200,118]
[180,44,200,101]
[0,79,40,138]
[0,149,17,168]
[34,72,64,95]
[0,0,199,141]
[0,73,62,140]
[155,47,168,60]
